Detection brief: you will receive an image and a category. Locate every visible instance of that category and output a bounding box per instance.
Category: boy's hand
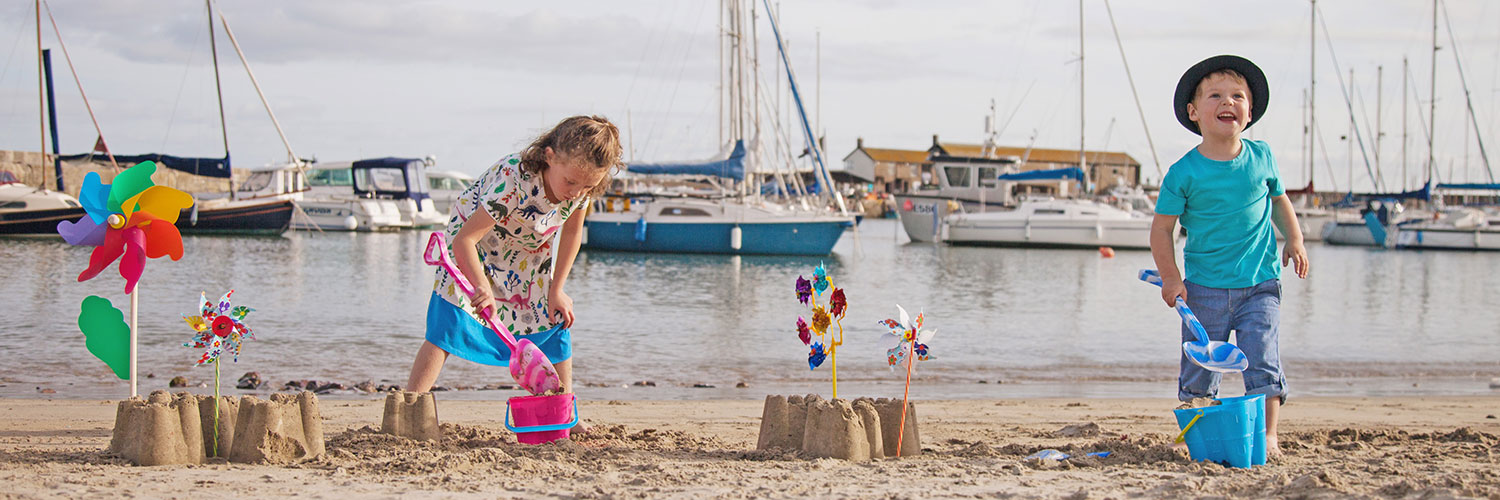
[548,287,575,329]
[1161,278,1187,308]
[1282,240,1309,279]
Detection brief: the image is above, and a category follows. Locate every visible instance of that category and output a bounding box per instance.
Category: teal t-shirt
[1155,139,1285,289]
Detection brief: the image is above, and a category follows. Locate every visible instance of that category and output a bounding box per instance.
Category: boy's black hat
[1174,55,1269,135]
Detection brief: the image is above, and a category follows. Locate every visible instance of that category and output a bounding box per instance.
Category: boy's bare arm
[1271,195,1310,278]
[1149,213,1186,307]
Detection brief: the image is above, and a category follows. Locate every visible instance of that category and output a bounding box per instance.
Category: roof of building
[858,147,931,164]
[935,143,1139,167]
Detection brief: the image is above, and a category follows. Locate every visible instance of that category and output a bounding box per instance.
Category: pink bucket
[506,393,577,445]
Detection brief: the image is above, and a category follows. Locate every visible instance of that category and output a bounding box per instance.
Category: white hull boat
[941,198,1152,249]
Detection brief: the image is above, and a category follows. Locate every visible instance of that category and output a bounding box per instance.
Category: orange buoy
[1098,246,1116,258]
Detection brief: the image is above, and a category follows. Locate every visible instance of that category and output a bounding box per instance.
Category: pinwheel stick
[211,357,221,457]
[129,289,138,398]
[830,316,844,399]
[896,338,915,457]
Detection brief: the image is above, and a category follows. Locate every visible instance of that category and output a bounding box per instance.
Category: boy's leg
[406,341,450,393]
[1179,282,1232,402]
[1232,279,1287,456]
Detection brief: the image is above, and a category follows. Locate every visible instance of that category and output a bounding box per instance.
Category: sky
[1,0,1497,192]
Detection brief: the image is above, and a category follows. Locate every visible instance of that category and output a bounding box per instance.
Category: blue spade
[1139,270,1249,373]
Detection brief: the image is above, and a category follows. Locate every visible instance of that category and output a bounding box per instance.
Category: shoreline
[2,395,1497,498]
[5,374,1497,401]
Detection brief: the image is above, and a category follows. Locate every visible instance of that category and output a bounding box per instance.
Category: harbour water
[1,218,1497,401]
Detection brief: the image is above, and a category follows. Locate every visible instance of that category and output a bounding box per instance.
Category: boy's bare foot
[572,421,591,436]
[1266,434,1281,459]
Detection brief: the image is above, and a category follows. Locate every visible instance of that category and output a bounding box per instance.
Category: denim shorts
[1179,279,1287,402]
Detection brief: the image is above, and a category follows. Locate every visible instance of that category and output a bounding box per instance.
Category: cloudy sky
[1,0,1496,191]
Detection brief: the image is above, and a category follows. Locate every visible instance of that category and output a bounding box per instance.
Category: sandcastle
[381,391,441,441]
[109,390,325,466]
[756,394,921,461]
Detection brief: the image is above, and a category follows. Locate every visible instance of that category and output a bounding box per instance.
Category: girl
[407,115,619,399]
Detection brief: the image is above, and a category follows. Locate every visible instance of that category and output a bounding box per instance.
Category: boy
[1150,55,1310,455]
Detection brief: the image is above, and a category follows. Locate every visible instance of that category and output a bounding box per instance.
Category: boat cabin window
[978,167,998,188]
[660,207,711,217]
[1033,209,1066,215]
[307,168,353,187]
[356,168,407,193]
[0,201,25,209]
[1080,211,1097,216]
[238,171,273,192]
[429,177,471,191]
[944,166,971,188]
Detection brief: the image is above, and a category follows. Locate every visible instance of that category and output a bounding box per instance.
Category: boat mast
[1427,0,1436,185]
[206,0,234,200]
[1375,65,1382,179]
[35,0,47,187]
[1078,0,1087,195]
[1309,0,1316,189]
[1402,56,1408,191]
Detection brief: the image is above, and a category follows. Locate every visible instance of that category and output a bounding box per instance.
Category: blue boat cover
[997,167,1086,183]
[352,157,421,170]
[59,153,230,179]
[1438,182,1500,190]
[626,140,745,180]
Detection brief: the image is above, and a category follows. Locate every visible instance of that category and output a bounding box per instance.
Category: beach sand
[1,395,1497,499]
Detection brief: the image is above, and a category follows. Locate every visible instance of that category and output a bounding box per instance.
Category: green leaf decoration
[78,295,131,380]
[107,161,158,214]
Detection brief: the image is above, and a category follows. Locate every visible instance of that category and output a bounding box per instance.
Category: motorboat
[940,197,1152,249]
[237,164,404,231]
[424,169,474,217]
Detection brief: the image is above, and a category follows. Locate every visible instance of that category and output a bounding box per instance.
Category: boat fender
[343,215,359,231]
[730,225,742,250]
[190,201,200,226]
[634,216,648,242]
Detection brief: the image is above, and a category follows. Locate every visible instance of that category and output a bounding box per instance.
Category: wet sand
[1,395,1497,499]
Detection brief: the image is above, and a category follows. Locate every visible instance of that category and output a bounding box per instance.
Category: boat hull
[1,199,292,236]
[943,217,1152,249]
[1321,222,1384,247]
[893,194,1007,243]
[1394,226,1500,251]
[584,218,848,255]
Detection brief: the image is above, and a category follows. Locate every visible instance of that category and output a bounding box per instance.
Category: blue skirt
[424,292,571,366]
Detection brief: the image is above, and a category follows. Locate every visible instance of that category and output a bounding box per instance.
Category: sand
[1,395,1498,499]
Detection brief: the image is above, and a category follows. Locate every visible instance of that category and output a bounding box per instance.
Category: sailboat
[0,8,291,237]
[582,0,854,256]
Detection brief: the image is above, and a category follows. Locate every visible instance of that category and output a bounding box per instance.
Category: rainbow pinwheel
[57,161,192,294]
[879,304,937,457]
[59,161,193,398]
[793,263,849,398]
[183,290,256,366]
[183,289,255,458]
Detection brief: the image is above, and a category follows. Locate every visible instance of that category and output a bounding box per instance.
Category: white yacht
[236,165,404,231]
[309,158,447,228]
[424,169,474,217]
[893,156,1018,242]
[1393,208,1500,251]
[940,197,1153,249]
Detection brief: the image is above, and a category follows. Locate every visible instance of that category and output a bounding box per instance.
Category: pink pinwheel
[183,290,256,366]
[57,161,192,294]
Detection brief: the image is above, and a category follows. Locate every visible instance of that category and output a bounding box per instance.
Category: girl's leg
[553,359,573,394]
[406,341,450,393]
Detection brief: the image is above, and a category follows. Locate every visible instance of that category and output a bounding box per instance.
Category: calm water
[2,219,1498,401]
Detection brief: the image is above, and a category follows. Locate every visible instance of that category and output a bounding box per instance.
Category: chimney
[932,134,940,148]
[856,137,864,149]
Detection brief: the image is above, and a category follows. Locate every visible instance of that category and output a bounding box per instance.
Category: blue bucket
[1172,394,1266,468]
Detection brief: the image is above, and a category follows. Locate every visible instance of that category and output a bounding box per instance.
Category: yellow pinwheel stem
[831,316,845,400]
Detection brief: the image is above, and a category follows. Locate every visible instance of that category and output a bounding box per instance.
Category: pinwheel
[792,262,849,398]
[182,290,255,457]
[58,161,193,397]
[57,161,192,294]
[879,304,937,456]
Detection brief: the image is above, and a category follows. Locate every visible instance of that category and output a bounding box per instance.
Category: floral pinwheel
[182,289,255,458]
[879,305,937,372]
[183,290,256,366]
[880,304,937,457]
[792,262,850,398]
[57,161,193,294]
